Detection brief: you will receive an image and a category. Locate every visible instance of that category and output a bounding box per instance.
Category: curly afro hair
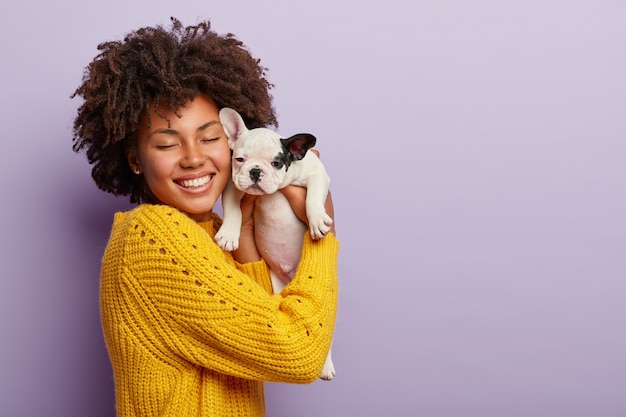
[72,17,277,203]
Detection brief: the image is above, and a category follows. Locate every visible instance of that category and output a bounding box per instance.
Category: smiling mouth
[177,175,212,189]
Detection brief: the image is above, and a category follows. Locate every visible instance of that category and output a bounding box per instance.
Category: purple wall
[2,1,625,416]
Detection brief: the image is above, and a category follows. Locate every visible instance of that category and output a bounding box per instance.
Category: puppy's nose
[249,168,262,183]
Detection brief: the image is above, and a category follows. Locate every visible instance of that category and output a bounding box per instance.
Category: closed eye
[201,137,219,143]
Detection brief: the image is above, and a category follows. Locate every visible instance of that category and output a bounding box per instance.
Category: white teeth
[179,175,211,188]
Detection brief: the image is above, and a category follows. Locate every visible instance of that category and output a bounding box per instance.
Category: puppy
[215,107,335,380]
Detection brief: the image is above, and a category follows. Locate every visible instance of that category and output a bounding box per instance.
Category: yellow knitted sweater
[100,204,339,417]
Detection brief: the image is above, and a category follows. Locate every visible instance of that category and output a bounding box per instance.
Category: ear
[125,147,142,174]
[281,133,317,161]
[219,107,249,149]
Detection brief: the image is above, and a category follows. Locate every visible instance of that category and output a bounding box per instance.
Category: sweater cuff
[298,232,340,277]
[300,233,339,262]
[236,259,273,294]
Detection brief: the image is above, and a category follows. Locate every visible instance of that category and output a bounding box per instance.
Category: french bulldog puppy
[215,107,335,380]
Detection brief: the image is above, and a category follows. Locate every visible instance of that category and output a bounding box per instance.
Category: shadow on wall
[59,184,133,416]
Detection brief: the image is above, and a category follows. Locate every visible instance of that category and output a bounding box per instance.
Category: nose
[181,143,206,168]
[249,167,262,183]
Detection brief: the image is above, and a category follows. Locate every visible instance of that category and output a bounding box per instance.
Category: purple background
[1,1,625,416]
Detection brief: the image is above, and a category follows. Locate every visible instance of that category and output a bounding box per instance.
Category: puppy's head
[219,108,316,195]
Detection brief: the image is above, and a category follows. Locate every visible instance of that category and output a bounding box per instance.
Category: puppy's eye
[235,157,244,163]
[271,161,284,169]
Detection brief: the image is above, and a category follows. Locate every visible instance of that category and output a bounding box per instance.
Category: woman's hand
[279,149,336,236]
[280,186,336,236]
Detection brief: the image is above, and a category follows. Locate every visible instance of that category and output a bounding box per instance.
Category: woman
[72,18,339,417]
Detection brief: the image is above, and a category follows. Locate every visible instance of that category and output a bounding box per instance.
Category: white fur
[214,108,335,380]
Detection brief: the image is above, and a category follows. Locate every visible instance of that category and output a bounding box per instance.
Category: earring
[133,167,141,174]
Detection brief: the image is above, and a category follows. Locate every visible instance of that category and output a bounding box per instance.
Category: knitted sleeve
[119,205,339,383]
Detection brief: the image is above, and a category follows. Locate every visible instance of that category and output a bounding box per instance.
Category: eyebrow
[151,121,220,136]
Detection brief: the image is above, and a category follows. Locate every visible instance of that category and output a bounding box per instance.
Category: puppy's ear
[281,134,317,161]
[219,108,249,149]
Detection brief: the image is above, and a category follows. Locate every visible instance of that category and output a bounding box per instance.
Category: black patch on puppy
[280,134,317,172]
[272,153,290,171]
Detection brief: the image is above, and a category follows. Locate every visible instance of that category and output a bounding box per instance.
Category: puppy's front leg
[215,181,245,251]
[305,174,333,239]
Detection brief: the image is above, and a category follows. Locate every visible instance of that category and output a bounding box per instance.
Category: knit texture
[100,204,339,417]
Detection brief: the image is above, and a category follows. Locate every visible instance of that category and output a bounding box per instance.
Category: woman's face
[129,95,231,222]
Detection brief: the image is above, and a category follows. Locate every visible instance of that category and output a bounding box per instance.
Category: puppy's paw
[308,212,333,240]
[319,355,335,381]
[214,227,240,252]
